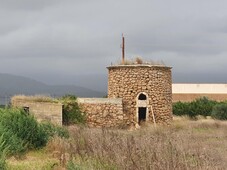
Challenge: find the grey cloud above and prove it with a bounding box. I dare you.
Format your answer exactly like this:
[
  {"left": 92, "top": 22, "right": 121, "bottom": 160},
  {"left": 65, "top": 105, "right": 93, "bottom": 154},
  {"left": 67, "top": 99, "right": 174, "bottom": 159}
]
[
  {"left": 1, "top": 0, "right": 227, "bottom": 89},
  {"left": 0, "top": 0, "right": 63, "bottom": 10}
]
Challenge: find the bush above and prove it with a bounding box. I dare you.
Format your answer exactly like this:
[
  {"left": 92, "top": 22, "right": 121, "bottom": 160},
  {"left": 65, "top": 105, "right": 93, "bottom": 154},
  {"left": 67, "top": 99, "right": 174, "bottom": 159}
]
[
  {"left": 0, "top": 108, "right": 48, "bottom": 150},
  {"left": 41, "top": 122, "right": 69, "bottom": 138},
  {"left": 211, "top": 103, "right": 227, "bottom": 120},
  {"left": 189, "top": 97, "right": 217, "bottom": 117},
  {"left": 173, "top": 101, "right": 190, "bottom": 116},
  {"left": 0, "top": 107, "right": 69, "bottom": 168},
  {"left": 0, "top": 125, "right": 25, "bottom": 156},
  {"left": 173, "top": 97, "right": 217, "bottom": 118},
  {"left": 59, "top": 95, "right": 86, "bottom": 125}
]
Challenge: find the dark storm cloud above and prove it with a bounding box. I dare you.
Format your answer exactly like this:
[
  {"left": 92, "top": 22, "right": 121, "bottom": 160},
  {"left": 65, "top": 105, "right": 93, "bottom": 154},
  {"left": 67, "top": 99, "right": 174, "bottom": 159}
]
[{"left": 0, "top": 0, "right": 227, "bottom": 89}]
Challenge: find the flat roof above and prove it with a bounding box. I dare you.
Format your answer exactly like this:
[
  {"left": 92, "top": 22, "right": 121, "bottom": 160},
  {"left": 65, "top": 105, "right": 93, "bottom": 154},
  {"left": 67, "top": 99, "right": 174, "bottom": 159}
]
[
  {"left": 172, "top": 83, "right": 227, "bottom": 94},
  {"left": 77, "top": 98, "right": 122, "bottom": 104},
  {"left": 107, "top": 64, "right": 172, "bottom": 69}
]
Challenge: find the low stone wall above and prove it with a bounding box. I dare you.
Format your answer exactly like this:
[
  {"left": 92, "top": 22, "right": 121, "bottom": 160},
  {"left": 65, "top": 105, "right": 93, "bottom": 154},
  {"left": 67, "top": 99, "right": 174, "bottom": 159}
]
[
  {"left": 78, "top": 98, "right": 126, "bottom": 127},
  {"left": 11, "top": 99, "right": 63, "bottom": 125}
]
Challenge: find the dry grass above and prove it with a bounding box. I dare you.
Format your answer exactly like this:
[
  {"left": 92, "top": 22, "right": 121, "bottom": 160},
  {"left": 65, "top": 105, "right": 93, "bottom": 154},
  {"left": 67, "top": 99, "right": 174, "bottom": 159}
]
[
  {"left": 116, "top": 57, "right": 166, "bottom": 66},
  {"left": 7, "top": 118, "right": 227, "bottom": 169},
  {"left": 62, "top": 118, "right": 227, "bottom": 169},
  {"left": 135, "top": 57, "right": 143, "bottom": 64},
  {"left": 11, "top": 95, "right": 58, "bottom": 103},
  {"left": 6, "top": 149, "right": 60, "bottom": 170}
]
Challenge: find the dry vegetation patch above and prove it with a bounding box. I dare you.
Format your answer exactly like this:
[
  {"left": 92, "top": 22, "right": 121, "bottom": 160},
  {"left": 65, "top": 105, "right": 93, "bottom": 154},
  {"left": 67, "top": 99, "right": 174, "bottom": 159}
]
[
  {"left": 11, "top": 95, "right": 58, "bottom": 103},
  {"left": 63, "top": 119, "right": 227, "bottom": 169},
  {"left": 6, "top": 118, "right": 227, "bottom": 169},
  {"left": 6, "top": 150, "right": 60, "bottom": 170},
  {"left": 115, "top": 57, "right": 166, "bottom": 66}
]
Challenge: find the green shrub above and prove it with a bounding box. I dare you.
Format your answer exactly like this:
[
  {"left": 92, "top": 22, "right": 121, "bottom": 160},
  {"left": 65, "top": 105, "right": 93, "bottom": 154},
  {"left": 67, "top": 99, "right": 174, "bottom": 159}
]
[
  {"left": 173, "top": 101, "right": 190, "bottom": 116},
  {"left": 0, "top": 125, "right": 25, "bottom": 156},
  {"left": 173, "top": 97, "right": 217, "bottom": 118},
  {"left": 40, "top": 122, "right": 69, "bottom": 138},
  {"left": 59, "top": 95, "right": 86, "bottom": 125},
  {"left": 0, "top": 107, "right": 69, "bottom": 161},
  {"left": 189, "top": 97, "right": 217, "bottom": 117},
  {"left": 0, "top": 108, "right": 48, "bottom": 149},
  {"left": 211, "top": 103, "right": 227, "bottom": 120}
]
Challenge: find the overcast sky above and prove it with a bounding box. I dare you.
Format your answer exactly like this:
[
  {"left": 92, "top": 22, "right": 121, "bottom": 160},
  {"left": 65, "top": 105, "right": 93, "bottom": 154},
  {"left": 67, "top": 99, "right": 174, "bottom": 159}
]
[{"left": 1, "top": 0, "right": 227, "bottom": 91}]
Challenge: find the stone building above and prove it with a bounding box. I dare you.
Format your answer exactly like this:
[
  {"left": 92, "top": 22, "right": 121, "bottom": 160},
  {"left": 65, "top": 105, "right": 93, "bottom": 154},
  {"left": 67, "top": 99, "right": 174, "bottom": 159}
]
[
  {"left": 107, "top": 64, "right": 172, "bottom": 125},
  {"left": 78, "top": 63, "right": 173, "bottom": 127},
  {"left": 11, "top": 96, "right": 63, "bottom": 125},
  {"left": 11, "top": 62, "right": 173, "bottom": 127}
]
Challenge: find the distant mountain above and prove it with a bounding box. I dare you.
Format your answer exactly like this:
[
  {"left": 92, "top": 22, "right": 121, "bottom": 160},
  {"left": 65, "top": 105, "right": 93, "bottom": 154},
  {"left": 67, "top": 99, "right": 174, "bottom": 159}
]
[
  {"left": 0, "top": 73, "right": 106, "bottom": 105},
  {"left": 38, "top": 73, "right": 108, "bottom": 92}
]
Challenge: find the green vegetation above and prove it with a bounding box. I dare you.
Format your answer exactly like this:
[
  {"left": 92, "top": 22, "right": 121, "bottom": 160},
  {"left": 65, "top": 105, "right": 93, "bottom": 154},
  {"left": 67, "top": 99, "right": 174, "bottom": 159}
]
[
  {"left": 4, "top": 94, "right": 227, "bottom": 169},
  {"left": 5, "top": 118, "right": 227, "bottom": 170},
  {"left": 173, "top": 97, "right": 227, "bottom": 119},
  {"left": 211, "top": 103, "right": 227, "bottom": 120},
  {"left": 41, "top": 122, "right": 69, "bottom": 138},
  {"left": 59, "top": 95, "right": 86, "bottom": 125},
  {"left": 0, "top": 135, "right": 8, "bottom": 170},
  {"left": 0, "top": 108, "right": 68, "bottom": 169},
  {"left": 7, "top": 149, "right": 59, "bottom": 170},
  {"left": 0, "top": 108, "right": 48, "bottom": 154}
]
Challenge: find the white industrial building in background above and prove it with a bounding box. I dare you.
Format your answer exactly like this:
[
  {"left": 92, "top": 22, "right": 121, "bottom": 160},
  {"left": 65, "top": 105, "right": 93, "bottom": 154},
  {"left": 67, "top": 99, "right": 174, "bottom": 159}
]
[{"left": 172, "top": 84, "right": 227, "bottom": 102}]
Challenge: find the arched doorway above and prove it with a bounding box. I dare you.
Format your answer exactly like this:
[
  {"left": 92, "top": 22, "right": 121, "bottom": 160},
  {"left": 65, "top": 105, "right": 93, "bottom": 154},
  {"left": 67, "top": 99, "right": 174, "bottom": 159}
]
[{"left": 136, "top": 93, "right": 149, "bottom": 125}]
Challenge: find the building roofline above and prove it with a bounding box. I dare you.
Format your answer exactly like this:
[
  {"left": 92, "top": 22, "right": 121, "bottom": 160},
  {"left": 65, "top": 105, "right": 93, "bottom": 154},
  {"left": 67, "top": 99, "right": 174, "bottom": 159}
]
[{"left": 107, "top": 64, "right": 172, "bottom": 69}]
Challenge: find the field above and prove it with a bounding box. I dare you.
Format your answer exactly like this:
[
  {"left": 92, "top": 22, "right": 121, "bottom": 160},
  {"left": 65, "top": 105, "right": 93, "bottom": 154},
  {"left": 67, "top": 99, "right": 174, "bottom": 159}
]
[{"left": 6, "top": 117, "right": 227, "bottom": 170}]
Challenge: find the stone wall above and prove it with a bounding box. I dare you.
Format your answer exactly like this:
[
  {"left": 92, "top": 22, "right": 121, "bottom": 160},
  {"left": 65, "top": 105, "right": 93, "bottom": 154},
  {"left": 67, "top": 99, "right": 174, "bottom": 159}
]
[
  {"left": 11, "top": 99, "right": 63, "bottom": 125},
  {"left": 107, "top": 65, "right": 172, "bottom": 125},
  {"left": 78, "top": 98, "right": 125, "bottom": 127}
]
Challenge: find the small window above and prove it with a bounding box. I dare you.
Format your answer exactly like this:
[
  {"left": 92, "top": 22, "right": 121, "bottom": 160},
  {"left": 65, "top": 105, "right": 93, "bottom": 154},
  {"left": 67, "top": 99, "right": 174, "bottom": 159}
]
[{"left": 138, "top": 93, "right": 147, "bottom": 100}]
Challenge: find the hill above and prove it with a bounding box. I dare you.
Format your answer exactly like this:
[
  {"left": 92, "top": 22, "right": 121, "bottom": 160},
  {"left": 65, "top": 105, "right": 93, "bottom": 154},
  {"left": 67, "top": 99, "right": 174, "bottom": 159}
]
[{"left": 0, "top": 73, "right": 106, "bottom": 104}]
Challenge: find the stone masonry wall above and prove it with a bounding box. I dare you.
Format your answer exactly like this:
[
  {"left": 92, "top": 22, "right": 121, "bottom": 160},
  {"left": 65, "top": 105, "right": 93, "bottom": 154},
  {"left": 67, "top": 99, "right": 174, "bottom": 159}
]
[
  {"left": 78, "top": 98, "right": 125, "bottom": 127},
  {"left": 107, "top": 65, "right": 172, "bottom": 125},
  {"left": 11, "top": 99, "right": 63, "bottom": 125}
]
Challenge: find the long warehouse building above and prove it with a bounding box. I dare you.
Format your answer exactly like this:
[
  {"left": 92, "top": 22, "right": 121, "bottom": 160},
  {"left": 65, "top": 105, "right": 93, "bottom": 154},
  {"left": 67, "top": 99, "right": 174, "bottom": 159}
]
[{"left": 172, "top": 84, "right": 227, "bottom": 102}]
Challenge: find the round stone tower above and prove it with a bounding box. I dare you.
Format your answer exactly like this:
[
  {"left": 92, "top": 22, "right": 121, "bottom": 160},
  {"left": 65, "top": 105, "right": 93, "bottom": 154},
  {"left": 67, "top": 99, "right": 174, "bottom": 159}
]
[{"left": 107, "top": 64, "right": 172, "bottom": 125}]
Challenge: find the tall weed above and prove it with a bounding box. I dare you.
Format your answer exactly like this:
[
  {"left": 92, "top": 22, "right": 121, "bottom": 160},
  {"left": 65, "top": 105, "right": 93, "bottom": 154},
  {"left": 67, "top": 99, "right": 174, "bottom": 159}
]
[
  {"left": 0, "top": 125, "right": 25, "bottom": 156},
  {"left": 0, "top": 134, "right": 8, "bottom": 170},
  {"left": 64, "top": 126, "right": 218, "bottom": 169}
]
